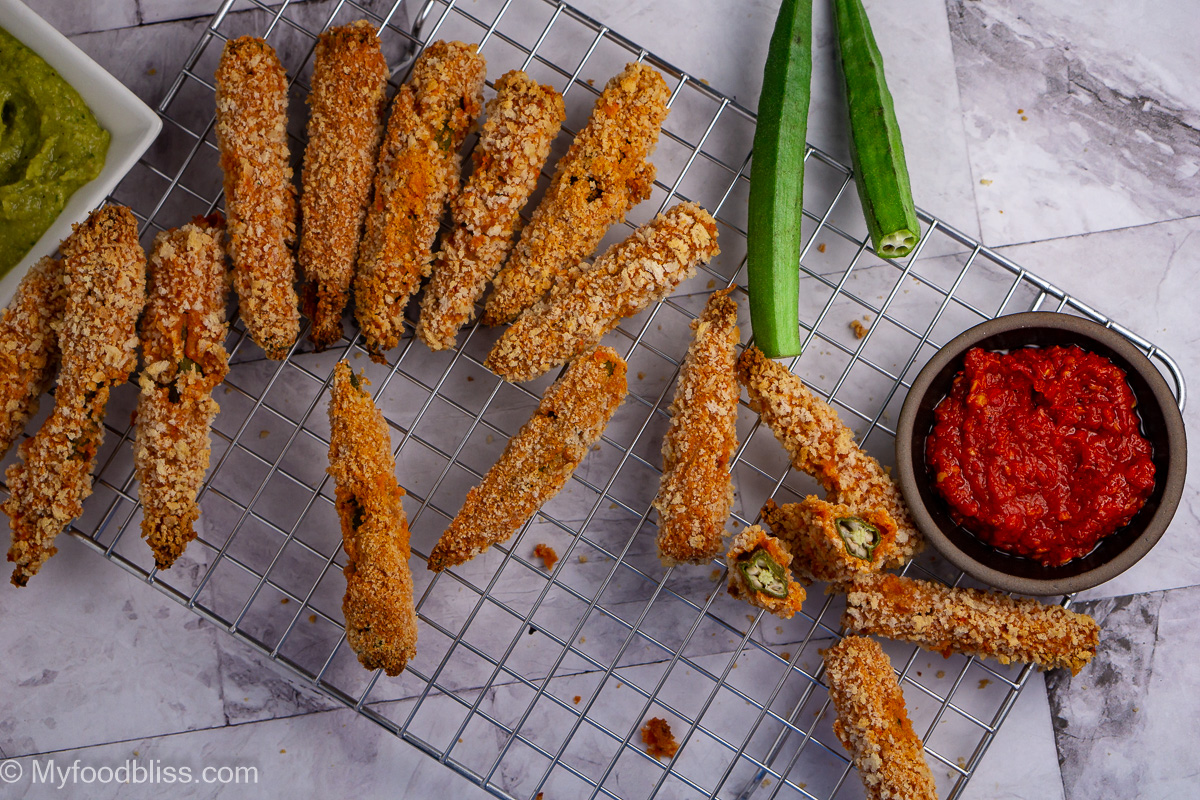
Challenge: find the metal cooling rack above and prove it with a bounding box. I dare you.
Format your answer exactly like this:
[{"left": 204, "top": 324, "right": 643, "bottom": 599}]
[{"left": 25, "top": 0, "right": 1185, "bottom": 798}]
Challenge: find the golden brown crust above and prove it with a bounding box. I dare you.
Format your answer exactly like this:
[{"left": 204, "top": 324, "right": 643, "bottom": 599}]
[
  {"left": 4, "top": 206, "right": 146, "bottom": 586},
  {"left": 354, "top": 40, "right": 486, "bottom": 359},
  {"left": 215, "top": 36, "right": 299, "bottom": 360},
  {"left": 299, "top": 21, "right": 389, "bottom": 350},
  {"left": 135, "top": 217, "right": 231, "bottom": 569},
  {"left": 428, "top": 347, "right": 627, "bottom": 572},
  {"left": 839, "top": 573, "right": 1100, "bottom": 675},
  {"left": 736, "top": 346, "right": 921, "bottom": 567},
  {"left": 640, "top": 717, "right": 680, "bottom": 760},
  {"left": 485, "top": 202, "right": 719, "bottom": 382},
  {"left": 417, "top": 70, "right": 565, "bottom": 351},
  {"left": 823, "top": 636, "right": 939, "bottom": 800},
  {"left": 724, "top": 525, "right": 806, "bottom": 618},
  {"left": 0, "top": 256, "right": 65, "bottom": 458},
  {"left": 482, "top": 62, "right": 670, "bottom": 325},
  {"left": 327, "top": 361, "right": 418, "bottom": 676},
  {"left": 761, "top": 496, "right": 898, "bottom": 583},
  {"left": 654, "top": 288, "right": 739, "bottom": 566}
]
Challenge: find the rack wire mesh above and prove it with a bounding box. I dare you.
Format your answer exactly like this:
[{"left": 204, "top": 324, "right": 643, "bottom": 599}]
[{"left": 12, "top": 0, "right": 1185, "bottom": 798}]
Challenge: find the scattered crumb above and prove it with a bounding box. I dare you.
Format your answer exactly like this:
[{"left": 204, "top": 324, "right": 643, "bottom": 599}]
[
  {"left": 762, "top": 777, "right": 772, "bottom": 787},
  {"left": 573, "top": 695, "right": 582, "bottom": 705},
  {"left": 485, "top": 434, "right": 494, "bottom": 444},
  {"left": 710, "top": 568, "right": 721, "bottom": 581},
  {"left": 746, "top": 614, "right": 756, "bottom": 623},
  {"left": 850, "top": 319, "right": 869, "bottom": 339},
  {"left": 534, "top": 543, "right": 559, "bottom": 571},
  {"left": 353, "top": 351, "right": 363, "bottom": 359},
  {"left": 1021, "top": 115, "right": 1028, "bottom": 121},
  {"left": 223, "top": 386, "right": 232, "bottom": 394},
  {"left": 308, "top": 614, "right": 317, "bottom": 624},
  {"left": 999, "top": 210, "right": 1004, "bottom": 214},
  {"left": 1017, "top": 108, "right": 1024, "bottom": 114},
  {"left": 579, "top": 554, "right": 588, "bottom": 563},
  {"left": 467, "top": 375, "right": 474, "bottom": 382},
  {"left": 936, "top": 670, "right": 945, "bottom": 679},
  {"left": 706, "top": 279, "right": 715, "bottom": 289},
  {"left": 536, "top": 794, "right": 544, "bottom": 800},
  {"left": 817, "top": 243, "right": 826, "bottom": 253},
  {"left": 979, "top": 178, "right": 993, "bottom": 186},
  {"left": 616, "top": 682, "right": 624, "bottom": 689},
  {"left": 700, "top": 78, "right": 710, "bottom": 86},
  {"left": 280, "top": 597, "right": 289, "bottom": 605},
  {"left": 637, "top": 372, "right": 645, "bottom": 380},
  {"left": 958, "top": 757, "right": 968, "bottom": 769},
  {"left": 259, "top": 430, "right": 270, "bottom": 439},
  {"left": 586, "top": 78, "right": 595, "bottom": 86},
  {"left": 917, "top": 671, "right": 923, "bottom": 677},
  {"left": 147, "top": 67, "right": 157, "bottom": 75},
  {"left": 657, "top": 325, "right": 662, "bottom": 330},
  {"left": 978, "top": 678, "right": 991, "bottom": 690},
  {"left": 592, "top": 444, "right": 601, "bottom": 451},
  {"left": 579, "top": 636, "right": 586, "bottom": 644},
  {"left": 640, "top": 717, "right": 680, "bottom": 760},
  {"left": 775, "top": 626, "right": 783, "bottom": 635},
  {"left": 779, "top": 651, "right": 791, "bottom": 661},
  {"left": 609, "top": 502, "right": 618, "bottom": 509},
  {"left": 279, "top": 748, "right": 286, "bottom": 754},
  {"left": 459, "top": 738, "right": 464, "bottom": 744}
]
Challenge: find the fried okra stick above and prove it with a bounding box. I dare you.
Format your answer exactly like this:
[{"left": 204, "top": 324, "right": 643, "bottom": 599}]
[
  {"left": 354, "top": 40, "right": 486, "bottom": 359},
  {"left": 328, "top": 361, "right": 418, "bottom": 676},
  {"left": 4, "top": 206, "right": 146, "bottom": 586},
  {"left": 482, "top": 62, "right": 671, "bottom": 325},
  {"left": 761, "top": 496, "right": 897, "bottom": 583},
  {"left": 0, "top": 256, "right": 65, "bottom": 458},
  {"left": 428, "top": 347, "right": 627, "bottom": 572},
  {"left": 736, "top": 345, "right": 921, "bottom": 567},
  {"left": 215, "top": 36, "right": 299, "bottom": 360},
  {"left": 840, "top": 573, "right": 1100, "bottom": 675},
  {"left": 485, "top": 202, "right": 719, "bottom": 382},
  {"left": 654, "top": 288, "right": 739, "bottom": 566},
  {"left": 299, "top": 21, "right": 389, "bottom": 351},
  {"left": 134, "top": 217, "right": 231, "bottom": 570},
  {"left": 417, "top": 70, "right": 565, "bottom": 351},
  {"left": 823, "top": 636, "right": 938, "bottom": 800},
  {"left": 724, "top": 524, "right": 806, "bottom": 618}
]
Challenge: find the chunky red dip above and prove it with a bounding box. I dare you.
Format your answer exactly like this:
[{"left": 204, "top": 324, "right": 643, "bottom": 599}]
[{"left": 926, "top": 345, "right": 1155, "bottom": 565}]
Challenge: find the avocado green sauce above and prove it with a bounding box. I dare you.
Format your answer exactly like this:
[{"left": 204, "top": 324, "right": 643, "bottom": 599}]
[{"left": 0, "top": 26, "right": 110, "bottom": 275}]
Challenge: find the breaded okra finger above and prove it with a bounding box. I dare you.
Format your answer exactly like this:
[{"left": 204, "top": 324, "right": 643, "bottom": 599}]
[
  {"left": 328, "top": 361, "right": 418, "bottom": 676},
  {"left": 4, "top": 206, "right": 146, "bottom": 586},
  {"left": 653, "top": 288, "right": 739, "bottom": 566},
  {"left": 736, "top": 345, "right": 921, "bottom": 567},
  {"left": 215, "top": 36, "right": 299, "bottom": 360},
  {"left": 839, "top": 572, "right": 1100, "bottom": 675},
  {"left": 485, "top": 202, "right": 719, "bottom": 382},
  {"left": 482, "top": 62, "right": 671, "bottom": 325},
  {"left": 299, "top": 21, "right": 389, "bottom": 351},
  {"left": 0, "top": 256, "right": 66, "bottom": 458},
  {"left": 417, "top": 70, "right": 565, "bottom": 351},
  {"left": 428, "top": 347, "right": 627, "bottom": 572},
  {"left": 761, "top": 496, "right": 898, "bottom": 583},
  {"left": 134, "top": 216, "right": 231, "bottom": 570},
  {"left": 823, "top": 636, "right": 938, "bottom": 800},
  {"left": 354, "top": 40, "right": 486, "bottom": 359},
  {"left": 724, "top": 524, "right": 806, "bottom": 618}
]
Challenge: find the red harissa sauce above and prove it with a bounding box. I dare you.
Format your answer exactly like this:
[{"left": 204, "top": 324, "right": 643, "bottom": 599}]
[{"left": 926, "top": 345, "right": 1155, "bottom": 565}]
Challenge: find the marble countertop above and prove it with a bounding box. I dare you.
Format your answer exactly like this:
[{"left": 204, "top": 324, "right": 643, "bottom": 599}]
[{"left": 1, "top": 0, "right": 1197, "bottom": 798}]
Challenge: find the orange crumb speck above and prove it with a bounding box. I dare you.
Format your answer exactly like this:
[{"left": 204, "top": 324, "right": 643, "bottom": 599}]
[
  {"left": 640, "top": 717, "right": 680, "bottom": 760},
  {"left": 280, "top": 597, "right": 289, "bottom": 605},
  {"left": 534, "top": 543, "right": 559, "bottom": 571},
  {"left": 817, "top": 243, "right": 826, "bottom": 253},
  {"left": 850, "top": 319, "right": 869, "bottom": 339},
  {"left": 573, "top": 695, "right": 582, "bottom": 705}
]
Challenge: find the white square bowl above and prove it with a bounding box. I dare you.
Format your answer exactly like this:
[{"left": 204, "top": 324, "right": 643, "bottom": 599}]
[{"left": 0, "top": 0, "right": 161, "bottom": 307}]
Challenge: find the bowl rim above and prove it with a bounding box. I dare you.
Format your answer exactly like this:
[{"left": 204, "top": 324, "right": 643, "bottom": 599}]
[
  {"left": 896, "top": 311, "right": 1187, "bottom": 595},
  {"left": 0, "top": 0, "right": 162, "bottom": 308}
]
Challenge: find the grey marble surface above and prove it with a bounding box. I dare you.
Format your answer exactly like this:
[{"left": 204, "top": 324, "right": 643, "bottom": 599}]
[{"left": 1, "top": 0, "right": 1197, "bottom": 798}]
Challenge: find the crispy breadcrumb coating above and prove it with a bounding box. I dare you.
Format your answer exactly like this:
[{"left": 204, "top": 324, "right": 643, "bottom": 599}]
[
  {"left": 215, "top": 36, "right": 300, "bottom": 360},
  {"left": 0, "top": 256, "right": 65, "bottom": 458},
  {"left": 640, "top": 717, "right": 680, "bottom": 760},
  {"left": 4, "top": 206, "right": 146, "bottom": 586},
  {"left": 134, "top": 216, "right": 231, "bottom": 570},
  {"left": 428, "top": 347, "right": 627, "bottom": 572},
  {"left": 724, "top": 524, "right": 806, "bottom": 618},
  {"left": 328, "top": 361, "right": 418, "bottom": 676},
  {"left": 299, "top": 21, "right": 389, "bottom": 351},
  {"left": 654, "top": 288, "right": 739, "bottom": 566},
  {"left": 482, "top": 62, "right": 670, "bottom": 325},
  {"left": 736, "top": 346, "right": 921, "bottom": 567},
  {"left": 485, "top": 202, "right": 719, "bottom": 382},
  {"left": 761, "top": 496, "right": 898, "bottom": 583},
  {"left": 839, "top": 573, "right": 1100, "bottom": 675},
  {"left": 354, "top": 40, "right": 486, "bottom": 359},
  {"left": 823, "top": 636, "right": 938, "bottom": 800},
  {"left": 417, "top": 70, "right": 565, "bottom": 351}
]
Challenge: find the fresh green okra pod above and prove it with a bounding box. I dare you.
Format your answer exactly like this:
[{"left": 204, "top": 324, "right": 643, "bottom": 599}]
[{"left": 739, "top": 549, "right": 789, "bottom": 598}]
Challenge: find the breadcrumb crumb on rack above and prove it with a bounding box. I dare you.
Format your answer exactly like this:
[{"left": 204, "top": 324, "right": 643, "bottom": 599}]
[
  {"left": 354, "top": 40, "right": 486, "bottom": 359},
  {"left": 654, "top": 288, "right": 739, "bottom": 566},
  {"left": 0, "top": 256, "right": 65, "bottom": 458},
  {"left": 299, "top": 21, "right": 389, "bottom": 351},
  {"left": 428, "top": 347, "right": 627, "bottom": 572},
  {"left": 724, "top": 525, "right": 806, "bottom": 618},
  {"left": 761, "top": 496, "right": 898, "bottom": 583},
  {"left": 214, "top": 36, "right": 300, "bottom": 360},
  {"left": 485, "top": 201, "right": 719, "bottom": 382},
  {"left": 839, "top": 572, "right": 1100, "bottom": 674},
  {"left": 736, "top": 346, "right": 921, "bottom": 567},
  {"left": 4, "top": 206, "right": 146, "bottom": 587},
  {"left": 417, "top": 70, "right": 565, "bottom": 352},
  {"left": 482, "top": 62, "right": 671, "bottom": 325},
  {"left": 328, "top": 361, "right": 418, "bottom": 676},
  {"left": 134, "top": 216, "right": 231, "bottom": 570},
  {"left": 823, "top": 636, "right": 938, "bottom": 800}
]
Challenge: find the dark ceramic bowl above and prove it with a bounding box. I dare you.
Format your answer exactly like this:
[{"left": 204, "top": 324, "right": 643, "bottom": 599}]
[{"left": 895, "top": 312, "right": 1186, "bottom": 595}]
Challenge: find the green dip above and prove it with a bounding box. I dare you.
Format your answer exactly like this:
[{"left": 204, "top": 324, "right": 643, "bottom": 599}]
[{"left": 0, "top": 26, "right": 110, "bottom": 275}]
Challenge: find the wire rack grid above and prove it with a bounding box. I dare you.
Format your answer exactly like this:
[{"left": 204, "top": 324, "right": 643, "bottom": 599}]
[{"left": 15, "top": 0, "right": 1184, "bottom": 798}]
